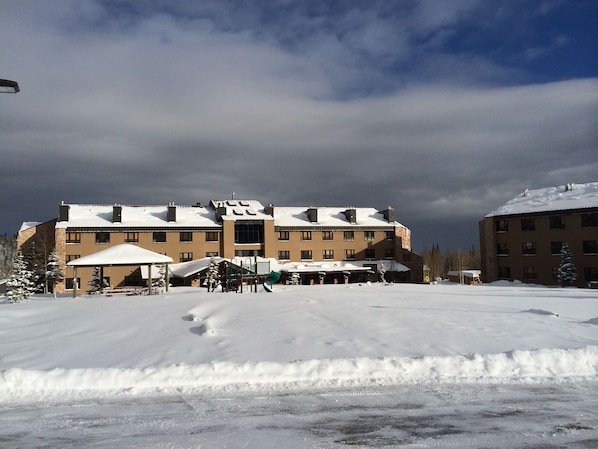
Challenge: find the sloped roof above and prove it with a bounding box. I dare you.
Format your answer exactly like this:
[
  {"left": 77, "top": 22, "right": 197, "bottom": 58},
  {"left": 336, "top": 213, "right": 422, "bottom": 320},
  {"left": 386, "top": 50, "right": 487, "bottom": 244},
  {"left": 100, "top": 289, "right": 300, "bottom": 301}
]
[
  {"left": 273, "top": 207, "right": 405, "bottom": 227},
  {"left": 67, "top": 244, "right": 174, "bottom": 267},
  {"left": 56, "top": 204, "right": 219, "bottom": 229},
  {"left": 169, "top": 257, "right": 226, "bottom": 278},
  {"left": 210, "top": 199, "right": 274, "bottom": 221},
  {"left": 485, "top": 182, "right": 598, "bottom": 217}
]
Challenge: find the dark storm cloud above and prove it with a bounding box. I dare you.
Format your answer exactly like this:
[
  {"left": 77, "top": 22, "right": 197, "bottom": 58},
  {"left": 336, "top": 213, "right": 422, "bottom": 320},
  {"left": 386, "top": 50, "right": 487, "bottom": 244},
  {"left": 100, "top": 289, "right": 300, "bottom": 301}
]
[{"left": 1, "top": 0, "right": 597, "bottom": 251}]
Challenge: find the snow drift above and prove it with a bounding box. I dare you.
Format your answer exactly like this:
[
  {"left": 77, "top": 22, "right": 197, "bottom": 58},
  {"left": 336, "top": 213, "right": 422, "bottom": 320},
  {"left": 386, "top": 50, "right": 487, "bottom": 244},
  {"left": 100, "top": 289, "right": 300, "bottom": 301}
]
[{"left": 1, "top": 283, "right": 597, "bottom": 401}]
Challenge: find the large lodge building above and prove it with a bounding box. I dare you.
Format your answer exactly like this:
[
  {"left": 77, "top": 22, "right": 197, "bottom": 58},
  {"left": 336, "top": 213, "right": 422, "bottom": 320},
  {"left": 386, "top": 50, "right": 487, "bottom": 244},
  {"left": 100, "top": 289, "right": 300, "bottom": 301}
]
[
  {"left": 18, "top": 199, "right": 423, "bottom": 293},
  {"left": 480, "top": 182, "right": 598, "bottom": 288}
]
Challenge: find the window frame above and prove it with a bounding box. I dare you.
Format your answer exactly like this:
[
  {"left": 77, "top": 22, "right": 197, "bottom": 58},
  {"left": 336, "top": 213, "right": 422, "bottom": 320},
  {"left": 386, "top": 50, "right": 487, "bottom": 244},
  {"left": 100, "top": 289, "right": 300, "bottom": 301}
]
[
  {"left": 66, "top": 232, "right": 81, "bottom": 244},
  {"left": 95, "top": 232, "right": 110, "bottom": 244},
  {"left": 179, "top": 232, "right": 193, "bottom": 243},
  {"left": 125, "top": 232, "right": 139, "bottom": 243},
  {"left": 301, "top": 231, "right": 312, "bottom": 241},
  {"left": 153, "top": 231, "right": 167, "bottom": 243},
  {"left": 205, "top": 231, "right": 219, "bottom": 242}
]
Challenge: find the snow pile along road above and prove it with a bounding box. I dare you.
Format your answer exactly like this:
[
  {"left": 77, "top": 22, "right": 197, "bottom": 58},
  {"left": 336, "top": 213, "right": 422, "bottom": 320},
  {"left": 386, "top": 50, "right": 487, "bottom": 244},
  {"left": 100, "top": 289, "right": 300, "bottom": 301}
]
[
  {"left": 2, "top": 346, "right": 598, "bottom": 400},
  {"left": 1, "top": 283, "right": 597, "bottom": 401}
]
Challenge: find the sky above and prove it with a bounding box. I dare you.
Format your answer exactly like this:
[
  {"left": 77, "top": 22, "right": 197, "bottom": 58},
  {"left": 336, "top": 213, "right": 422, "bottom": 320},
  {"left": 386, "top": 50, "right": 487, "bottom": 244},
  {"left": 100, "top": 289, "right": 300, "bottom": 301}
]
[{"left": 1, "top": 0, "right": 597, "bottom": 252}]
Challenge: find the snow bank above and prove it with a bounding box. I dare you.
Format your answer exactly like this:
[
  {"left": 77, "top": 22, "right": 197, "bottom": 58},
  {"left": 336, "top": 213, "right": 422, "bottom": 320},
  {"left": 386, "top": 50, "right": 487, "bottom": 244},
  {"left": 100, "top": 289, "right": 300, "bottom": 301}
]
[
  {"left": 2, "top": 346, "right": 597, "bottom": 401},
  {"left": 1, "top": 284, "right": 597, "bottom": 402}
]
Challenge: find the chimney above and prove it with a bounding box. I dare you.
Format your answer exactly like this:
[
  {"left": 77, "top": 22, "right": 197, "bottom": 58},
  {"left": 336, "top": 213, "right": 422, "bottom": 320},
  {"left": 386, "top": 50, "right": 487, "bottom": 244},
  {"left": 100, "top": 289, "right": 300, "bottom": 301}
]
[
  {"left": 59, "top": 203, "right": 70, "bottom": 222},
  {"left": 264, "top": 203, "right": 274, "bottom": 217},
  {"left": 381, "top": 207, "right": 395, "bottom": 223},
  {"left": 216, "top": 205, "right": 227, "bottom": 221},
  {"left": 306, "top": 207, "right": 318, "bottom": 223},
  {"left": 112, "top": 205, "right": 122, "bottom": 223},
  {"left": 344, "top": 208, "right": 357, "bottom": 224},
  {"left": 167, "top": 203, "right": 176, "bottom": 222}
]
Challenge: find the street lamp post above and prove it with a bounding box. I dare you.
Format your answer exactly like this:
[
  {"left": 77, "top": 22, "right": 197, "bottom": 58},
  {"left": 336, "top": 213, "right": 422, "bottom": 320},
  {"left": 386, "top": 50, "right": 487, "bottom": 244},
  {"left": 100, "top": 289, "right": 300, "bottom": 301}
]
[{"left": 0, "top": 79, "right": 20, "bottom": 93}]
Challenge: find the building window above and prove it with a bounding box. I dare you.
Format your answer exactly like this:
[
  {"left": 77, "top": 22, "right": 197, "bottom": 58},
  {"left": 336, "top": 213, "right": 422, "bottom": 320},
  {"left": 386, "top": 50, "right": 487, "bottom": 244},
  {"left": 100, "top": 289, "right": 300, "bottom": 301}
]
[
  {"left": 581, "top": 213, "right": 598, "bottom": 228},
  {"left": 365, "top": 249, "right": 375, "bottom": 259},
  {"left": 385, "top": 231, "right": 394, "bottom": 240},
  {"left": 364, "top": 231, "right": 375, "bottom": 241},
  {"left": 235, "top": 223, "right": 263, "bottom": 244},
  {"left": 323, "top": 249, "right": 334, "bottom": 260},
  {"left": 583, "top": 240, "right": 598, "bottom": 254},
  {"left": 278, "top": 231, "right": 289, "bottom": 241},
  {"left": 550, "top": 241, "right": 563, "bottom": 255},
  {"left": 301, "top": 231, "right": 312, "bottom": 241},
  {"left": 301, "top": 250, "right": 312, "bottom": 260},
  {"left": 153, "top": 232, "right": 166, "bottom": 243},
  {"left": 384, "top": 248, "right": 394, "bottom": 259},
  {"left": 522, "top": 242, "right": 536, "bottom": 255},
  {"left": 497, "top": 266, "right": 511, "bottom": 279},
  {"left": 180, "top": 232, "right": 193, "bottom": 243},
  {"left": 344, "top": 231, "right": 354, "bottom": 241},
  {"left": 235, "top": 250, "right": 262, "bottom": 257},
  {"left": 322, "top": 231, "right": 333, "bottom": 241},
  {"left": 66, "top": 254, "right": 80, "bottom": 262},
  {"left": 549, "top": 215, "right": 565, "bottom": 229},
  {"left": 205, "top": 251, "right": 219, "bottom": 257},
  {"left": 125, "top": 232, "right": 139, "bottom": 243},
  {"left": 65, "top": 278, "right": 80, "bottom": 290},
  {"left": 180, "top": 252, "right": 193, "bottom": 262},
  {"left": 95, "top": 232, "right": 110, "bottom": 244},
  {"left": 584, "top": 267, "right": 598, "bottom": 282},
  {"left": 521, "top": 217, "right": 536, "bottom": 231},
  {"left": 66, "top": 232, "right": 81, "bottom": 244},
  {"left": 278, "top": 250, "right": 290, "bottom": 260},
  {"left": 345, "top": 249, "right": 355, "bottom": 260},
  {"left": 523, "top": 266, "right": 538, "bottom": 280},
  {"left": 496, "top": 243, "right": 509, "bottom": 255},
  {"left": 495, "top": 220, "right": 509, "bottom": 232},
  {"left": 206, "top": 232, "right": 218, "bottom": 242}
]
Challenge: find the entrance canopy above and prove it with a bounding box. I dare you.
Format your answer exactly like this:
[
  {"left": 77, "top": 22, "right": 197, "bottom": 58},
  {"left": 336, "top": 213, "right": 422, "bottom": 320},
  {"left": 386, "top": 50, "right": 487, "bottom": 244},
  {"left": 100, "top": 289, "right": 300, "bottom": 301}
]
[{"left": 67, "top": 244, "right": 173, "bottom": 297}]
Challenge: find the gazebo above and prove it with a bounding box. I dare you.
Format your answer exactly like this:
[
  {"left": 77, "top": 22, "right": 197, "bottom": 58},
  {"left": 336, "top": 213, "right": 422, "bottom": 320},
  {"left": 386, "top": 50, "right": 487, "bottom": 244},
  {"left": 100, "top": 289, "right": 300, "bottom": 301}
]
[{"left": 67, "top": 244, "right": 174, "bottom": 297}]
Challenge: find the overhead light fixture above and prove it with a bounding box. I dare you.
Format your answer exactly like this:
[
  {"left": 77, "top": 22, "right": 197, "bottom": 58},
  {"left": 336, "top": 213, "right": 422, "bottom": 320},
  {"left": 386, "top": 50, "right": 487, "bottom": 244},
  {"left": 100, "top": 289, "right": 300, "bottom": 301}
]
[{"left": 0, "top": 79, "right": 20, "bottom": 93}]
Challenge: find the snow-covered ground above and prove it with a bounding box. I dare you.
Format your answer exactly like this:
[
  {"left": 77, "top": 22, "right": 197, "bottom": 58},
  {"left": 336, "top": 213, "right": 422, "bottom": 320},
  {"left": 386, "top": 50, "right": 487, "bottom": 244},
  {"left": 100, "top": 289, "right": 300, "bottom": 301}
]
[{"left": 1, "top": 282, "right": 597, "bottom": 447}]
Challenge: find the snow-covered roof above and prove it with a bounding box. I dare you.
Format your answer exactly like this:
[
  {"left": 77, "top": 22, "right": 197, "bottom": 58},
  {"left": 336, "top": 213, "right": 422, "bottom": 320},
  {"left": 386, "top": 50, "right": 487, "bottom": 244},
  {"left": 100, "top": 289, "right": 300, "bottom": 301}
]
[
  {"left": 19, "top": 222, "right": 43, "bottom": 232},
  {"left": 273, "top": 207, "right": 405, "bottom": 228},
  {"left": 210, "top": 199, "right": 274, "bottom": 221},
  {"left": 56, "top": 204, "right": 219, "bottom": 229},
  {"left": 169, "top": 257, "right": 226, "bottom": 278},
  {"left": 485, "top": 182, "right": 598, "bottom": 217},
  {"left": 67, "top": 244, "right": 174, "bottom": 266}
]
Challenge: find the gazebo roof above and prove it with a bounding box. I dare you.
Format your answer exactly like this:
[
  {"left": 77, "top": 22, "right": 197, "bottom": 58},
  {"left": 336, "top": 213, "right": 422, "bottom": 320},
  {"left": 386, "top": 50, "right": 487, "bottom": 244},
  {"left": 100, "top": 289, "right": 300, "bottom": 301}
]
[{"left": 67, "top": 244, "right": 173, "bottom": 267}]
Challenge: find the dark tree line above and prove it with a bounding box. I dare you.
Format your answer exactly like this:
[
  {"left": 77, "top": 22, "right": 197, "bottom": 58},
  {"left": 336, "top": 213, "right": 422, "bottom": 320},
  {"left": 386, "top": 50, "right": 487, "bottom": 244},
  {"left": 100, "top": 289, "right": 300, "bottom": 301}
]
[{"left": 421, "top": 244, "right": 481, "bottom": 281}]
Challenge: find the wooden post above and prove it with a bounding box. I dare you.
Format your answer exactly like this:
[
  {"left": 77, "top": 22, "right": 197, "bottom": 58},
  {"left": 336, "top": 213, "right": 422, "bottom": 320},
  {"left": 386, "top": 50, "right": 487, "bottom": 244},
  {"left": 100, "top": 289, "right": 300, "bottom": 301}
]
[
  {"left": 165, "top": 264, "right": 170, "bottom": 292},
  {"left": 147, "top": 264, "right": 152, "bottom": 295},
  {"left": 73, "top": 267, "right": 78, "bottom": 298}
]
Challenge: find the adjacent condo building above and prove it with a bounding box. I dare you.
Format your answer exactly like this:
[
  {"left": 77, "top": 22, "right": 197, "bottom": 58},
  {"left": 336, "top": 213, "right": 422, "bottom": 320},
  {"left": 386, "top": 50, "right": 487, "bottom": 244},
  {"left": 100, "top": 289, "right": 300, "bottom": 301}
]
[
  {"left": 479, "top": 183, "right": 598, "bottom": 287},
  {"left": 18, "top": 199, "right": 423, "bottom": 293}
]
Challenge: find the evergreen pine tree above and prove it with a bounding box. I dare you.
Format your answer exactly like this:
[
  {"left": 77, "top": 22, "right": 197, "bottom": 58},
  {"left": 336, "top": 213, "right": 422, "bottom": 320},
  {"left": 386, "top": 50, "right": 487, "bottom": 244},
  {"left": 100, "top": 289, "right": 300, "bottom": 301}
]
[
  {"left": 87, "top": 266, "right": 106, "bottom": 294},
  {"left": 6, "top": 253, "right": 35, "bottom": 303},
  {"left": 557, "top": 242, "right": 577, "bottom": 287},
  {"left": 152, "top": 264, "right": 167, "bottom": 293},
  {"left": 206, "top": 257, "right": 220, "bottom": 292},
  {"left": 45, "top": 248, "right": 64, "bottom": 299}
]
